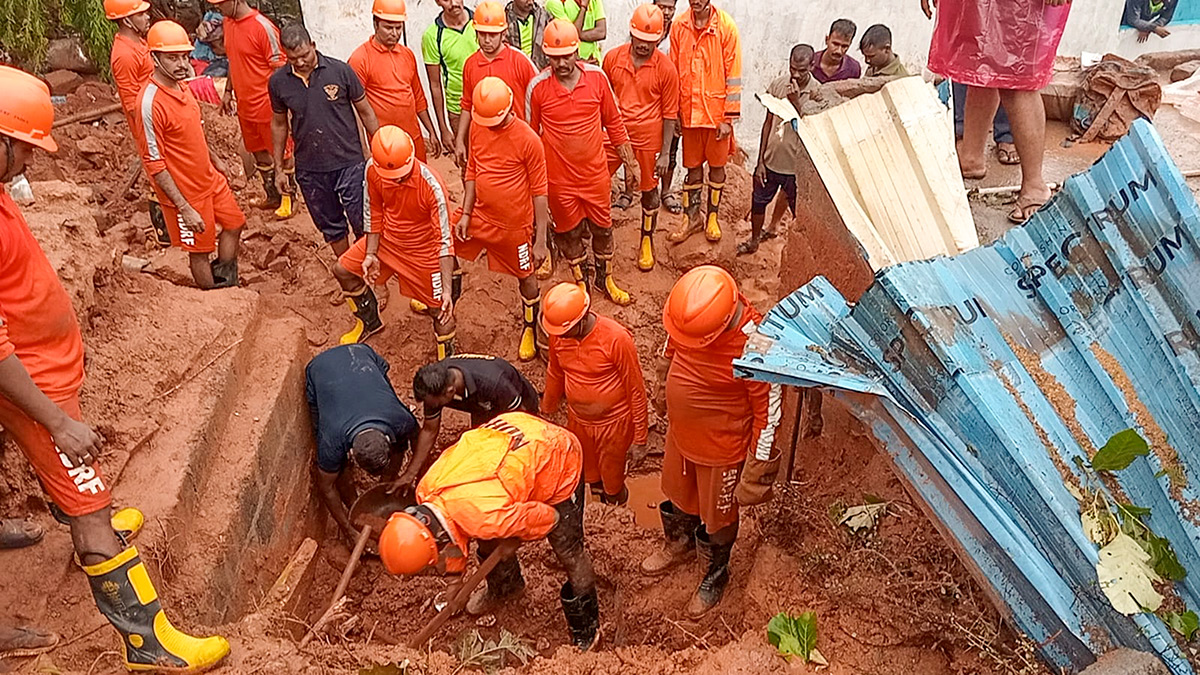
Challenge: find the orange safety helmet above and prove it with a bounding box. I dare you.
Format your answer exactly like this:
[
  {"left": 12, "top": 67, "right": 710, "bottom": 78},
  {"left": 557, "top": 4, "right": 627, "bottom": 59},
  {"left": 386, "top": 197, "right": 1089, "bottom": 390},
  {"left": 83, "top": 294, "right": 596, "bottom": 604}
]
[
  {"left": 147, "top": 21, "right": 194, "bottom": 52},
  {"left": 542, "top": 19, "right": 580, "bottom": 57},
  {"left": 471, "top": 76, "right": 513, "bottom": 127},
  {"left": 371, "top": 125, "right": 416, "bottom": 180},
  {"left": 379, "top": 511, "right": 439, "bottom": 575},
  {"left": 372, "top": 0, "right": 407, "bottom": 22},
  {"left": 663, "top": 265, "right": 740, "bottom": 349},
  {"left": 104, "top": 0, "right": 150, "bottom": 20},
  {"left": 541, "top": 283, "right": 590, "bottom": 336},
  {"left": 629, "top": 4, "right": 665, "bottom": 42},
  {"left": 473, "top": 0, "right": 508, "bottom": 33},
  {"left": 0, "top": 66, "right": 57, "bottom": 153}
]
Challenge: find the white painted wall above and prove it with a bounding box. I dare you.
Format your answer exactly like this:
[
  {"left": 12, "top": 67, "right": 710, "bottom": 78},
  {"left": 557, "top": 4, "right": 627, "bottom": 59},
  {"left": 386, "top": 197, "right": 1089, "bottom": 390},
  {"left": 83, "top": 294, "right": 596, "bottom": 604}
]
[{"left": 299, "top": 0, "right": 1199, "bottom": 157}]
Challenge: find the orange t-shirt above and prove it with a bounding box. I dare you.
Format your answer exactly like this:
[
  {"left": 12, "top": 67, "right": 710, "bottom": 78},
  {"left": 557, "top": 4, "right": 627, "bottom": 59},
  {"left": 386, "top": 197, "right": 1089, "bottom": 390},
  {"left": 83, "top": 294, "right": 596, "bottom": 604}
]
[
  {"left": 602, "top": 44, "right": 679, "bottom": 152},
  {"left": 110, "top": 33, "right": 153, "bottom": 120},
  {"left": 664, "top": 297, "right": 773, "bottom": 466},
  {"left": 134, "top": 80, "right": 225, "bottom": 203},
  {"left": 542, "top": 315, "right": 648, "bottom": 441},
  {"left": 461, "top": 46, "right": 538, "bottom": 121},
  {"left": 527, "top": 62, "right": 629, "bottom": 190},
  {"left": 365, "top": 160, "right": 455, "bottom": 261},
  {"left": 224, "top": 9, "right": 286, "bottom": 124},
  {"left": 417, "top": 412, "right": 582, "bottom": 572},
  {"left": 0, "top": 190, "right": 85, "bottom": 399},
  {"left": 348, "top": 38, "right": 428, "bottom": 145},
  {"left": 465, "top": 116, "right": 547, "bottom": 231}
]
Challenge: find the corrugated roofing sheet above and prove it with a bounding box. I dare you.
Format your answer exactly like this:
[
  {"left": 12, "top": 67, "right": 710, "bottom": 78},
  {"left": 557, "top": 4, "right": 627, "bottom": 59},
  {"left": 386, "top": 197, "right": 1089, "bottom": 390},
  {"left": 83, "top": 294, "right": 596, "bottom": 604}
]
[
  {"left": 794, "top": 76, "right": 980, "bottom": 269},
  {"left": 736, "top": 119, "right": 1200, "bottom": 674}
]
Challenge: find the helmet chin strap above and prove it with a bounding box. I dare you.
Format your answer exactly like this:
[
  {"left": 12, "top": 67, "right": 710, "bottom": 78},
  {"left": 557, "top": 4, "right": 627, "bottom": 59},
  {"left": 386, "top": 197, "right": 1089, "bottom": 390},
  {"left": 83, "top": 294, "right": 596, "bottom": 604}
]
[{"left": 151, "top": 53, "right": 185, "bottom": 82}]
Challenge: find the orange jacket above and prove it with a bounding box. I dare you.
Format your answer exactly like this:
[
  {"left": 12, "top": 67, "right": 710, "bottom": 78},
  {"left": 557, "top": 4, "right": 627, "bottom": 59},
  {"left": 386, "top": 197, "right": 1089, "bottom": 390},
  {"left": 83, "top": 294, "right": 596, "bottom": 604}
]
[
  {"left": 542, "top": 315, "right": 648, "bottom": 443},
  {"left": 668, "top": 5, "right": 742, "bottom": 128},
  {"left": 416, "top": 413, "right": 582, "bottom": 571},
  {"left": 664, "top": 296, "right": 779, "bottom": 466}
]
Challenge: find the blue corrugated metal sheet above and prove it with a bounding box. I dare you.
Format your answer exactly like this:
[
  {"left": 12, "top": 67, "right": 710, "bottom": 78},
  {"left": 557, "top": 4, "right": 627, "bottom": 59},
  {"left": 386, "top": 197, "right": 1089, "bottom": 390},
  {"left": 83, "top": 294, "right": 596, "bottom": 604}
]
[{"left": 736, "top": 119, "right": 1200, "bottom": 674}]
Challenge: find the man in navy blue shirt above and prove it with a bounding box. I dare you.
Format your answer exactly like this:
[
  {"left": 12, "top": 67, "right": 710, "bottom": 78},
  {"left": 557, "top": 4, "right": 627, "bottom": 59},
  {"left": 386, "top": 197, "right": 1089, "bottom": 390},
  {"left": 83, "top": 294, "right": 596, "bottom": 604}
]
[
  {"left": 306, "top": 344, "right": 418, "bottom": 544},
  {"left": 269, "top": 24, "right": 380, "bottom": 258}
]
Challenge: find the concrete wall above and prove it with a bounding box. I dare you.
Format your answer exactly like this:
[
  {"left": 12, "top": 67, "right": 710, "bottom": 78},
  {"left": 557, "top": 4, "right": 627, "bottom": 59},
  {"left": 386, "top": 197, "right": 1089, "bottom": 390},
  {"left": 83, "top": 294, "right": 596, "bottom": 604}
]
[{"left": 298, "top": 0, "right": 1198, "bottom": 156}]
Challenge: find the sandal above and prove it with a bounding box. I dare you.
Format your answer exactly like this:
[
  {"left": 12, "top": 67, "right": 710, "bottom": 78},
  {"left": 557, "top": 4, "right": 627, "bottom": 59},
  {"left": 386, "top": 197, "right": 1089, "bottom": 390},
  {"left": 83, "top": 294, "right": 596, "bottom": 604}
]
[
  {"left": 0, "top": 518, "right": 43, "bottom": 550},
  {"left": 1007, "top": 200, "right": 1046, "bottom": 225},
  {"left": 996, "top": 143, "right": 1020, "bottom": 165},
  {"left": 736, "top": 238, "right": 760, "bottom": 256},
  {"left": 662, "top": 193, "right": 683, "bottom": 214},
  {"left": 611, "top": 193, "right": 634, "bottom": 210}
]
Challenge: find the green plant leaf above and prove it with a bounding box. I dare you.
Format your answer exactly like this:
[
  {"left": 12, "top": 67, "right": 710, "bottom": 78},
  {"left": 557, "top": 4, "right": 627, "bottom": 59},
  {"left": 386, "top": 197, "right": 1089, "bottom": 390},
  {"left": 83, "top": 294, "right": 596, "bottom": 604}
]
[
  {"left": 1146, "top": 534, "right": 1188, "bottom": 582},
  {"left": 1091, "top": 429, "right": 1150, "bottom": 472},
  {"left": 1118, "top": 503, "right": 1152, "bottom": 517},
  {"left": 795, "top": 611, "right": 818, "bottom": 659},
  {"left": 767, "top": 612, "right": 819, "bottom": 662},
  {"left": 1161, "top": 610, "right": 1200, "bottom": 639}
]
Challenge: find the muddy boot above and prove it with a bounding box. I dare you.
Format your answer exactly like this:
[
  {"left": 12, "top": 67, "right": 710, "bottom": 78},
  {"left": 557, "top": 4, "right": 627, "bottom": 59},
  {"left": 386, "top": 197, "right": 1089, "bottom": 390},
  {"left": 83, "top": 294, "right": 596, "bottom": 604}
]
[
  {"left": 638, "top": 207, "right": 657, "bottom": 272},
  {"left": 275, "top": 171, "right": 295, "bottom": 219},
  {"left": 84, "top": 546, "right": 230, "bottom": 671},
  {"left": 452, "top": 268, "right": 464, "bottom": 302},
  {"left": 256, "top": 165, "right": 282, "bottom": 211},
  {"left": 467, "top": 552, "right": 525, "bottom": 615},
  {"left": 340, "top": 287, "right": 384, "bottom": 345},
  {"left": 111, "top": 508, "right": 144, "bottom": 547},
  {"left": 600, "top": 485, "right": 629, "bottom": 507},
  {"left": 640, "top": 501, "right": 701, "bottom": 576},
  {"left": 209, "top": 259, "right": 238, "bottom": 289},
  {"left": 559, "top": 582, "right": 600, "bottom": 651},
  {"left": 704, "top": 181, "right": 724, "bottom": 242},
  {"left": 409, "top": 298, "right": 430, "bottom": 314},
  {"left": 567, "top": 256, "right": 590, "bottom": 292},
  {"left": 147, "top": 193, "right": 172, "bottom": 247},
  {"left": 519, "top": 295, "right": 540, "bottom": 362},
  {"left": 592, "top": 254, "right": 631, "bottom": 306},
  {"left": 668, "top": 183, "right": 703, "bottom": 243},
  {"left": 685, "top": 527, "right": 733, "bottom": 619},
  {"left": 436, "top": 330, "right": 456, "bottom": 361}
]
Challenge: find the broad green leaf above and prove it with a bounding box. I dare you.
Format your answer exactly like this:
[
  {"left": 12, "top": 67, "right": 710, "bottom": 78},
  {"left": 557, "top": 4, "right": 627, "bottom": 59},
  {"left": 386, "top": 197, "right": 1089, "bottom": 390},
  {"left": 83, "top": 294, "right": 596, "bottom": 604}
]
[
  {"left": 1145, "top": 534, "right": 1188, "bottom": 582},
  {"left": 1097, "top": 532, "right": 1163, "bottom": 615},
  {"left": 1118, "top": 503, "right": 1153, "bottom": 517},
  {"left": 767, "top": 612, "right": 819, "bottom": 661},
  {"left": 1161, "top": 610, "right": 1200, "bottom": 639},
  {"left": 795, "top": 612, "right": 818, "bottom": 660},
  {"left": 1091, "top": 429, "right": 1150, "bottom": 472}
]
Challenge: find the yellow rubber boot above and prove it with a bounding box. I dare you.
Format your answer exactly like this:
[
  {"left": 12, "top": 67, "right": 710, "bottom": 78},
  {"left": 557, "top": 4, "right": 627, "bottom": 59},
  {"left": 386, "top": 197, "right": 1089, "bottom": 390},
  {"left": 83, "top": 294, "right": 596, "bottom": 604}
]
[
  {"left": 519, "top": 296, "right": 540, "bottom": 362},
  {"left": 274, "top": 194, "right": 293, "bottom": 220},
  {"left": 705, "top": 181, "right": 723, "bottom": 242},
  {"left": 410, "top": 298, "right": 429, "bottom": 314},
  {"left": 668, "top": 184, "right": 703, "bottom": 243},
  {"left": 85, "top": 546, "right": 230, "bottom": 672},
  {"left": 594, "top": 255, "right": 632, "bottom": 306},
  {"left": 436, "top": 331, "right": 456, "bottom": 361},
  {"left": 112, "top": 508, "right": 144, "bottom": 544},
  {"left": 638, "top": 208, "right": 657, "bottom": 272},
  {"left": 536, "top": 255, "right": 554, "bottom": 280},
  {"left": 568, "top": 256, "right": 589, "bottom": 292},
  {"left": 340, "top": 287, "right": 383, "bottom": 345}
]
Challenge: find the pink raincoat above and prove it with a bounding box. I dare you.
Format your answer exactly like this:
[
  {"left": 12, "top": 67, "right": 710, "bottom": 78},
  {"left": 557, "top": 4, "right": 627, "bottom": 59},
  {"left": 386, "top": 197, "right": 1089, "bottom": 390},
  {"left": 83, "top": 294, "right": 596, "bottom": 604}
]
[{"left": 928, "top": 0, "right": 1072, "bottom": 91}]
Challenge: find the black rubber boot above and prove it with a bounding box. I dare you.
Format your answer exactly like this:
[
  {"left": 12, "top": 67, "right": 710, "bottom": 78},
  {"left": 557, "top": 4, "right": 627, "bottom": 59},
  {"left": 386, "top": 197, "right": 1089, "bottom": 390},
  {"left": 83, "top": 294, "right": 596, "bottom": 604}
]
[
  {"left": 451, "top": 268, "right": 464, "bottom": 302},
  {"left": 339, "top": 286, "right": 383, "bottom": 345},
  {"left": 560, "top": 582, "right": 600, "bottom": 651},
  {"left": 257, "top": 167, "right": 282, "bottom": 211},
  {"left": 599, "top": 485, "right": 629, "bottom": 507},
  {"left": 685, "top": 527, "right": 733, "bottom": 619},
  {"left": 84, "top": 546, "right": 230, "bottom": 671},
  {"left": 148, "top": 194, "right": 172, "bottom": 247},
  {"left": 640, "top": 501, "right": 701, "bottom": 576},
  {"left": 209, "top": 259, "right": 238, "bottom": 289}
]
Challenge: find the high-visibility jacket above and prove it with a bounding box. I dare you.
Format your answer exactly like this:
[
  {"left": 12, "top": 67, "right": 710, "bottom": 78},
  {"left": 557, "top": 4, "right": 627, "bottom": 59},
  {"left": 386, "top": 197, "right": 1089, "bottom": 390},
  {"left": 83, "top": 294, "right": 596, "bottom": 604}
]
[
  {"left": 416, "top": 412, "right": 582, "bottom": 571},
  {"left": 668, "top": 5, "right": 742, "bottom": 129}
]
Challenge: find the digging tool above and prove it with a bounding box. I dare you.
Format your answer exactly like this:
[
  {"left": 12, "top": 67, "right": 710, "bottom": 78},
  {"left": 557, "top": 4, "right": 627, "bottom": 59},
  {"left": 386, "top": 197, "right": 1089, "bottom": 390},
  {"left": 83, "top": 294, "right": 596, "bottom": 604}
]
[
  {"left": 408, "top": 540, "right": 520, "bottom": 648},
  {"left": 299, "top": 524, "right": 372, "bottom": 648}
]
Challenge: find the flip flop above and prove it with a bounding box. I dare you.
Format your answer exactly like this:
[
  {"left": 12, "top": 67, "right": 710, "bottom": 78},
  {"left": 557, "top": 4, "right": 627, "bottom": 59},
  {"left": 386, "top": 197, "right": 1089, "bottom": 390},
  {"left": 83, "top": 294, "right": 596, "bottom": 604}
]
[
  {"left": 736, "top": 239, "right": 759, "bottom": 256},
  {"left": 662, "top": 193, "right": 683, "bottom": 215},
  {"left": 1008, "top": 200, "right": 1045, "bottom": 225},
  {"left": 0, "top": 625, "right": 59, "bottom": 658},
  {"left": 996, "top": 144, "right": 1020, "bottom": 165},
  {"left": 0, "top": 519, "right": 43, "bottom": 550},
  {"left": 611, "top": 193, "right": 634, "bottom": 210}
]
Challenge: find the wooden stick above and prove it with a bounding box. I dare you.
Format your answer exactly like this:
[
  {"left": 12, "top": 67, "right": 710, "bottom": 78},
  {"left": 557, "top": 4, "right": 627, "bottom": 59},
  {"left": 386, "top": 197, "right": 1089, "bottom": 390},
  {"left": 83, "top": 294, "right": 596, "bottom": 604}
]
[
  {"left": 52, "top": 103, "right": 124, "bottom": 128},
  {"left": 299, "top": 524, "right": 372, "bottom": 648},
  {"left": 408, "top": 541, "right": 518, "bottom": 648}
]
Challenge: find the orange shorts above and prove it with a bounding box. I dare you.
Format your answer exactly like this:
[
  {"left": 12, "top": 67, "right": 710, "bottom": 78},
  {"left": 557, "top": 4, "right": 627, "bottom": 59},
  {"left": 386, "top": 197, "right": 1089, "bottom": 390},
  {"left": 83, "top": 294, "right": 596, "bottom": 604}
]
[
  {"left": 568, "top": 415, "right": 633, "bottom": 496},
  {"left": 547, "top": 187, "right": 611, "bottom": 233},
  {"left": 237, "top": 115, "right": 294, "bottom": 157},
  {"left": 160, "top": 180, "right": 246, "bottom": 254},
  {"left": 0, "top": 392, "right": 111, "bottom": 517},
  {"left": 453, "top": 208, "right": 535, "bottom": 279},
  {"left": 681, "top": 126, "right": 732, "bottom": 169},
  {"left": 606, "top": 146, "right": 660, "bottom": 193},
  {"left": 339, "top": 236, "right": 443, "bottom": 307},
  {"left": 661, "top": 442, "right": 741, "bottom": 533}
]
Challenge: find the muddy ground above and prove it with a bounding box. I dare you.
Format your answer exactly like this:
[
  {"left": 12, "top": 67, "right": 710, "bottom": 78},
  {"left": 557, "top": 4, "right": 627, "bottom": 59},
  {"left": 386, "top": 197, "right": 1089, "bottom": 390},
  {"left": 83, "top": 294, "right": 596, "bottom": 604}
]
[{"left": 13, "top": 74, "right": 1200, "bottom": 674}]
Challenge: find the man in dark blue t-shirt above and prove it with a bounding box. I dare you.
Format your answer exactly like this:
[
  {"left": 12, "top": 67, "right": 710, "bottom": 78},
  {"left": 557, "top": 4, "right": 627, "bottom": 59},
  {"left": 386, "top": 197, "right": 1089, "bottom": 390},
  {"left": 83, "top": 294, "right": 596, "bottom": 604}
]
[{"left": 305, "top": 344, "right": 418, "bottom": 543}]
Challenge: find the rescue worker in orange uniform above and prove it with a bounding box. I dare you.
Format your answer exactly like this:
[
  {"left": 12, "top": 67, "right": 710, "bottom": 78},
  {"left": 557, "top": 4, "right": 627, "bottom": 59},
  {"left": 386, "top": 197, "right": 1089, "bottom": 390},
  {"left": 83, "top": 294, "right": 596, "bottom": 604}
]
[
  {"left": 134, "top": 22, "right": 245, "bottom": 290},
  {"left": 641, "top": 265, "right": 781, "bottom": 618},
  {"left": 540, "top": 283, "right": 648, "bottom": 505},
  {"left": 0, "top": 64, "right": 230, "bottom": 671},
  {"left": 350, "top": 0, "right": 445, "bottom": 162},
  {"left": 667, "top": 0, "right": 741, "bottom": 244},
  {"left": 209, "top": 0, "right": 295, "bottom": 218},
  {"left": 527, "top": 19, "right": 638, "bottom": 305},
  {"left": 332, "top": 126, "right": 458, "bottom": 359},
  {"left": 602, "top": 4, "right": 679, "bottom": 272},
  {"left": 455, "top": 1, "right": 540, "bottom": 167},
  {"left": 379, "top": 412, "right": 600, "bottom": 651},
  {"left": 455, "top": 78, "right": 551, "bottom": 361}
]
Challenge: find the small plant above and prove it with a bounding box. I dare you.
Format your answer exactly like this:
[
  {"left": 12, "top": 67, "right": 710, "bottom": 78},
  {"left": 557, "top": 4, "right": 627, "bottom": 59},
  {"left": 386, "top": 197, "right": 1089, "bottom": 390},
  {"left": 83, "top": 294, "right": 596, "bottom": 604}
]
[
  {"left": 452, "top": 629, "right": 535, "bottom": 674},
  {"left": 767, "top": 611, "right": 826, "bottom": 665}
]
